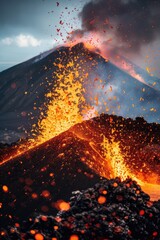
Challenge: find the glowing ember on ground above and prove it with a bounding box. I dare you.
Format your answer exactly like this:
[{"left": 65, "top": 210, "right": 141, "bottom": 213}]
[
  {"left": 2, "top": 185, "right": 8, "bottom": 193},
  {"left": 98, "top": 195, "right": 106, "bottom": 204},
  {"left": 34, "top": 233, "right": 44, "bottom": 240},
  {"left": 69, "top": 235, "right": 79, "bottom": 240},
  {"left": 56, "top": 200, "right": 70, "bottom": 211}
]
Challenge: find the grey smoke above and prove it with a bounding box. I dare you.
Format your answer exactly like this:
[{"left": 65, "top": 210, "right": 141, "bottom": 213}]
[{"left": 77, "top": 0, "right": 160, "bottom": 53}]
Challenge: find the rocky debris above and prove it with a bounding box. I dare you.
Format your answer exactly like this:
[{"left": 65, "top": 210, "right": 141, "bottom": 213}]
[{"left": 1, "top": 178, "right": 160, "bottom": 240}]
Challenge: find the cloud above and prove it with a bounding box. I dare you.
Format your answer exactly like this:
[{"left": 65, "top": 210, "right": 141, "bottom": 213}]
[
  {"left": 1, "top": 37, "right": 13, "bottom": 45},
  {"left": 1, "top": 34, "right": 41, "bottom": 47},
  {"left": 15, "top": 34, "right": 41, "bottom": 47}
]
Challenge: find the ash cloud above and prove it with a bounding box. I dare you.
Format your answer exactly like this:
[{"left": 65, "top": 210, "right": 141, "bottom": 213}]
[{"left": 78, "top": 0, "right": 160, "bottom": 53}]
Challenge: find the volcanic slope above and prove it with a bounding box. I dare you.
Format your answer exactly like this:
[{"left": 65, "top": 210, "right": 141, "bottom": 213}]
[
  {"left": 0, "top": 114, "right": 160, "bottom": 228},
  {"left": 0, "top": 43, "right": 160, "bottom": 143}
]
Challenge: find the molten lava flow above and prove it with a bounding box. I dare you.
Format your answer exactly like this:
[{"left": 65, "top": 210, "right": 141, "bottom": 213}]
[
  {"left": 100, "top": 45, "right": 153, "bottom": 87},
  {"left": 109, "top": 56, "right": 147, "bottom": 85}
]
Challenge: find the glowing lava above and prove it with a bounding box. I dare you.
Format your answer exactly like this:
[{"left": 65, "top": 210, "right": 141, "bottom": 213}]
[{"left": 101, "top": 135, "right": 134, "bottom": 180}]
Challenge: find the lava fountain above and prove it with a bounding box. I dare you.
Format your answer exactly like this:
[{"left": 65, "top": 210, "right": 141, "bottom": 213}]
[{"left": 0, "top": 44, "right": 97, "bottom": 164}]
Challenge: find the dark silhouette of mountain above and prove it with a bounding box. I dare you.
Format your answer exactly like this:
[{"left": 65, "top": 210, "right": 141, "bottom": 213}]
[
  {"left": 0, "top": 43, "right": 160, "bottom": 143},
  {"left": 0, "top": 114, "right": 160, "bottom": 228}
]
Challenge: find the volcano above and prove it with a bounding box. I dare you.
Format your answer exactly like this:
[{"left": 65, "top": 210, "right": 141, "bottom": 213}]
[
  {"left": 0, "top": 43, "right": 160, "bottom": 238},
  {"left": 0, "top": 114, "right": 160, "bottom": 229},
  {"left": 0, "top": 43, "right": 160, "bottom": 143}
]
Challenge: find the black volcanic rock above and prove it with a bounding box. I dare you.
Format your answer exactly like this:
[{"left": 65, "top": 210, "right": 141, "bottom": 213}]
[{"left": 1, "top": 178, "right": 160, "bottom": 240}]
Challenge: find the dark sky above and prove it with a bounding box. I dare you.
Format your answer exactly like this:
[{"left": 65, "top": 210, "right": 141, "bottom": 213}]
[
  {"left": 0, "top": 0, "right": 50, "bottom": 38},
  {"left": 0, "top": 0, "right": 160, "bottom": 77}
]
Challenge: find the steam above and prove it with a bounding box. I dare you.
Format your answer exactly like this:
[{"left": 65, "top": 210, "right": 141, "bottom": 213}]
[{"left": 82, "top": 58, "right": 160, "bottom": 123}]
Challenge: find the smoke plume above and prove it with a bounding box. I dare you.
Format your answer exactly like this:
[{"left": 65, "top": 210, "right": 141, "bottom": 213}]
[{"left": 73, "top": 0, "right": 160, "bottom": 55}]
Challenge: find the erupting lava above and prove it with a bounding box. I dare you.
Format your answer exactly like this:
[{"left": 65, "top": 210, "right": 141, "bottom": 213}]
[
  {"left": 33, "top": 59, "right": 85, "bottom": 143},
  {"left": 0, "top": 44, "right": 97, "bottom": 163},
  {"left": 102, "top": 135, "right": 135, "bottom": 181}
]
